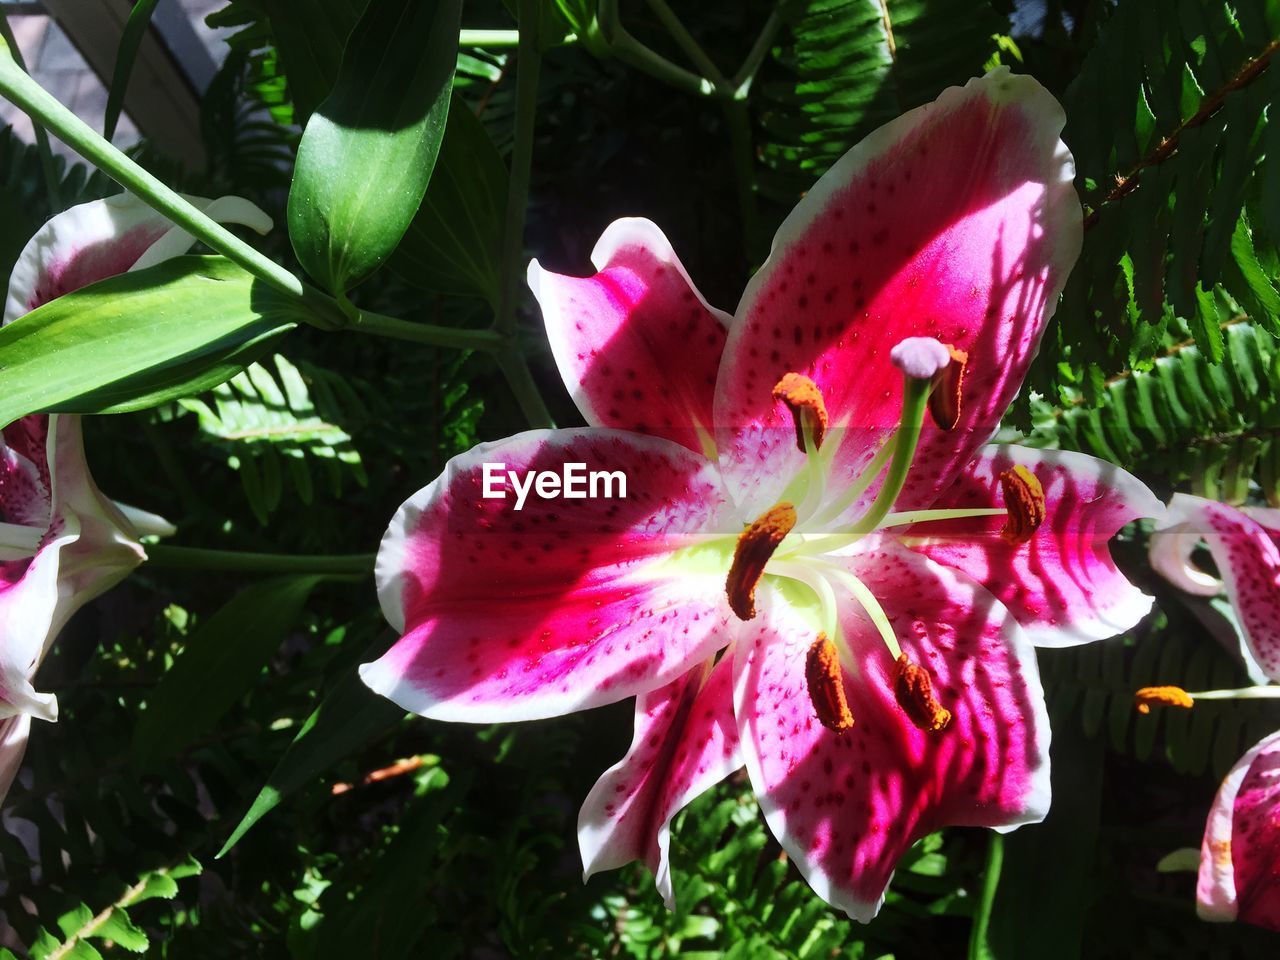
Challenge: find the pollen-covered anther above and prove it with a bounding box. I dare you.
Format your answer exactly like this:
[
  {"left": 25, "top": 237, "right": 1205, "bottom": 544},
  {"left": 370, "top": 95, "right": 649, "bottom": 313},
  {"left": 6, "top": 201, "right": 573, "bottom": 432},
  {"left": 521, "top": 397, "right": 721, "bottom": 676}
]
[
  {"left": 772, "top": 373, "right": 828, "bottom": 452},
  {"left": 998, "top": 465, "right": 1046, "bottom": 544},
  {"left": 725, "top": 502, "right": 797, "bottom": 620},
  {"left": 1134, "top": 685, "right": 1194, "bottom": 715},
  {"left": 927, "top": 345, "right": 968, "bottom": 430},
  {"left": 805, "top": 634, "right": 854, "bottom": 733},
  {"left": 893, "top": 654, "right": 952, "bottom": 733}
]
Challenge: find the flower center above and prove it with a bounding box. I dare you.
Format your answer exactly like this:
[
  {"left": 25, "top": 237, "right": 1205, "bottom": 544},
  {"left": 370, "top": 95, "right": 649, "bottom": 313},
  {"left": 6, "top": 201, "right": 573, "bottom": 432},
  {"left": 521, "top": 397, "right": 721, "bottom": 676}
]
[
  {"left": 725, "top": 338, "right": 1033, "bottom": 736},
  {"left": 725, "top": 502, "right": 797, "bottom": 620}
]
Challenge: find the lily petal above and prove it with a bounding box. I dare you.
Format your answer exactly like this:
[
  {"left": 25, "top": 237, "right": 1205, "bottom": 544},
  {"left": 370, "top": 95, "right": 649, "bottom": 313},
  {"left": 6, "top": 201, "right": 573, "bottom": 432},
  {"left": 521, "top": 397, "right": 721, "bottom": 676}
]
[
  {"left": 5, "top": 192, "right": 272, "bottom": 320},
  {"left": 363, "top": 428, "right": 735, "bottom": 722},
  {"left": 528, "top": 218, "right": 730, "bottom": 456},
  {"left": 714, "top": 69, "right": 1081, "bottom": 516},
  {"left": 1149, "top": 520, "right": 1223, "bottom": 597},
  {"left": 578, "top": 649, "right": 741, "bottom": 907},
  {"left": 735, "top": 544, "right": 1050, "bottom": 920},
  {"left": 1162, "top": 494, "right": 1280, "bottom": 681},
  {"left": 0, "top": 713, "right": 30, "bottom": 805},
  {"left": 907, "top": 445, "right": 1162, "bottom": 646},
  {"left": 1198, "top": 729, "right": 1280, "bottom": 931}
]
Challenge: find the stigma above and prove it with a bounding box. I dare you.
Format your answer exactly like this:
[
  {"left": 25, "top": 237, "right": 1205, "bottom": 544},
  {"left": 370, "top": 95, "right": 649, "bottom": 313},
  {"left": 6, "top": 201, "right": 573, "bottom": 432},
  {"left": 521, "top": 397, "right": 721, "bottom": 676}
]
[
  {"left": 725, "top": 502, "right": 797, "bottom": 620},
  {"left": 805, "top": 634, "right": 854, "bottom": 733},
  {"left": 999, "top": 465, "right": 1046, "bottom": 544},
  {"left": 893, "top": 655, "right": 952, "bottom": 732}
]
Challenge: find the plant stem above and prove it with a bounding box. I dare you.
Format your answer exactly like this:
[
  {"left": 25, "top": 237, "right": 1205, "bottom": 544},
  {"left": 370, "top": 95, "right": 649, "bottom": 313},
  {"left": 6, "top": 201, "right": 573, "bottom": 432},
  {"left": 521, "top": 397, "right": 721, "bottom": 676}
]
[
  {"left": 146, "top": 545, "right": 372, "bottom": 575},
  {"left": 0, "top": 39, "right": 303, "bottom": 299},
  {"left": 460, "top": 29, "right": 522, "bottom": 47},
  {"left": 499, "top": 350, "right": 555, "bottom": 428},
  {"left": 496, "top": 1, "right": 542, "bottom": 338},
  {"left": 731, "top": 9, "right": 781, "bottom": 98},
  {"left": 968, "top": 832, "right": 1004, "bottom": 960},
  {"left": 598, "top": 0, "right": 716, "bottom": 97},
  {"left": 644, "top": 0, "right": 728, "bottom": 87},
  {"left": 723, "top": 99, "right": 761, "bottom": 258},
  {"left": 0, "top": 13, "right": 61, "bottom": 213},
  {"left": 351, "top": 308, "right": 506, "bottom": 352}
]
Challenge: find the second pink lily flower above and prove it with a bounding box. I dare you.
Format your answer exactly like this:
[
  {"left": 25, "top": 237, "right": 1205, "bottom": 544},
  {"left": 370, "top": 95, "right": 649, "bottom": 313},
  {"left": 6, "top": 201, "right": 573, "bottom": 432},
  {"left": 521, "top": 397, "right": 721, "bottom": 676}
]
[{"left": 362, "top": 69, "right": 1162, "bottom": 919}]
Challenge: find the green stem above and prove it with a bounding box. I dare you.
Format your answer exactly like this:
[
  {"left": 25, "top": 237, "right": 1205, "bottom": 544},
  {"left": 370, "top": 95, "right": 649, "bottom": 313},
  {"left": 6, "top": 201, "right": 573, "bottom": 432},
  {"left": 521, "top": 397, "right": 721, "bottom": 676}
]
[
  {"left": 146, "top": 544, "right": 372, "bottom": 575},
  {"left": 499, "top": 350, "right": 555, "bottom": 429},
  {"left": 0, "top": 40, "right": 302, "bottom": 299},
  {"left": 598, "top": 0, "right": 716, "bottom": 97},
  {"left": 723, "top": 99, "right": 761, "bottom": 259},
  {"left": 0, "top": 13, "right": 61, "bottom": 213},
  {"left": 968, "top": 832, "right": 1004, "bottom": 960},
  {"left": 460, "top": 29, "right": 522, "bottom": 47},
  {"left": 351, "top": 309, "right": 505, "bottom": 352},
  {"left": 731, "top": 9, "right": 781, "bottom": 98},
  {"left": 496, "top": 1, "right": 542, "bottom": 337},
  {"left": 851, "top": 377, "right": 931, "bottom": 535},
  {"left": 645, "top": 0, "right": 728, "bottom": 86}
]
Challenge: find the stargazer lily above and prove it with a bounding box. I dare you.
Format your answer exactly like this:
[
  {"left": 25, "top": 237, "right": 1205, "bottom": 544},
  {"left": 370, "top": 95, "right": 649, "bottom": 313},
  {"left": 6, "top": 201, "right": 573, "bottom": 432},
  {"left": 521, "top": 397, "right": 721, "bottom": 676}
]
[
  {"left": 362, "top": 69, "right": 1162, "bottom": 919},
  {"left": 1141, "top": 493, "right": 1280, "bottom": 932},
  {"left": 0, "top": 192, "right": 271, "bottom": 804}
]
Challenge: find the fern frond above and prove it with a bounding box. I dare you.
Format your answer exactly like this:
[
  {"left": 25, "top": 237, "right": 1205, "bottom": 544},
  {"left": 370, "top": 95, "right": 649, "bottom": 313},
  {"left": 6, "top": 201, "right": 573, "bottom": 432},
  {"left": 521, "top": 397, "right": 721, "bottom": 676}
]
[
  {"left": 179, "top": 355, "right": 366, "bottom": 523},
  {"left": 757, "top": 0, "right": 1007, "bottom": 201},
  {"left": 1034, "top": 0, "right": 1280, "bottom": 400}
]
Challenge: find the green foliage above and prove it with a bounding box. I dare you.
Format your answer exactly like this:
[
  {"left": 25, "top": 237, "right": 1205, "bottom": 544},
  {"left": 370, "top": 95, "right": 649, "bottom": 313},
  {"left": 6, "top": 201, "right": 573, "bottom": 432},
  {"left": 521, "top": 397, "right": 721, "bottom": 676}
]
[
  {"left": 0, "top": 256, "right": 300, "bottom": 427},
  {"left": 288, "top": 0, "right": 462, "bottom": 293},
  {"left": 179, "top": 354, "right": 367, "bottom": 524},
  {"left": 1027, "top": 319, "right": 1280, "bottom": 504},
  {"left": 1033, "top": 0, "right": 1280, "bottom": 401},
  {"left": 758, "top": 0, "right": 1008, "bottom": 201}
]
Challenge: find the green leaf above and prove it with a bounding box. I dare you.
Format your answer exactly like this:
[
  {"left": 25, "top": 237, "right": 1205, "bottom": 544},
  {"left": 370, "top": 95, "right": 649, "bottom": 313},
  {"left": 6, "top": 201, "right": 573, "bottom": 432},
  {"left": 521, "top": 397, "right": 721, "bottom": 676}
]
[
  {"left": 0, "top": 255, "right": 299, "bottom": 428},
  {"left": 389, "top": 99, "right": 508, "bottom": 303},
  {"left": 218, "top": 656, "right": 404, "bottom": 855},
  {"left": 95, "top": 910, "right": 148, "bottom": 953},
  {"left": 287, "top": 0, "right": 463, "bottom": 293},
  {"left": 132, "top": 576, "right": 322, "bottom": 766},
  {"left": 103, "top": 0, "right": 162, "bottom": 141}
]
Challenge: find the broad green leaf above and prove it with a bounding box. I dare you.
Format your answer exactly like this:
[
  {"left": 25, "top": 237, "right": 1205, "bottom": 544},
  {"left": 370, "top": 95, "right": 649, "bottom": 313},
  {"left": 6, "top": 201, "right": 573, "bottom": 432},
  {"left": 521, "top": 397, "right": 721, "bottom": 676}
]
[
  {"left": 0, "top": 256, "right": 299, "bottom": 429},
  {"left": 219, "top": 656, "right": 404, "bottom": 855},
  {"left": 288, "top": 0, "right": 463, "bottom": 293},
  {"left": 132, "top": 576, "right": 322, "bottom": 766},
  {"left": 389, "top": 100, "right": 508, "bottom": 303}
]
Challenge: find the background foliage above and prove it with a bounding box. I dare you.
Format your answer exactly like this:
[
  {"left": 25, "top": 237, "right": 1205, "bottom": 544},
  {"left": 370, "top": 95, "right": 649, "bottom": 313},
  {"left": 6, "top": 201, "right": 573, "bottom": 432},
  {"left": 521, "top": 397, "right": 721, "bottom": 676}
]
[{"left": 2, "top": 0, "right": 1280, "bottom": 957}]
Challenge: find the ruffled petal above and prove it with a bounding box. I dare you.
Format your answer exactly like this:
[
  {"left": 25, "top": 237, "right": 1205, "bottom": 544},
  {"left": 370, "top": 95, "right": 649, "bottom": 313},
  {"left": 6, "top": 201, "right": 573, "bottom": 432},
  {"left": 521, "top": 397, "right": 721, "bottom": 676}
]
[
  {"left": 362, "top": 428, "right": 735, "bottom": 722},
  {"left": 5, "top": 192, "right": 272, "bottom": 320},
  {"left": 0, "top": 416, "right": 145, "bottom": 722},
  {"left": 528, "top": 218, "right": 730, "bottom": 455},
  {"left": 906, "top": 445, "right": 1162, "bottom": 646},
  {"left": 578, "top": 649, "right": 741, "bottom": 907},
  {"left": 1198, "top": 730, "right": 1280, "bottom": 931},
  {"left": 714, "top": 69, "right": 1081, "bottom": 516},
  {"left": 1163, "top": 495, "right": 1280, "bottom": 681},
  {"left": 0, "top": 713, "right": 30, "bottom": 805},
  {"left": 735, "top": 544, "right": 1050, "bottom": 921}
]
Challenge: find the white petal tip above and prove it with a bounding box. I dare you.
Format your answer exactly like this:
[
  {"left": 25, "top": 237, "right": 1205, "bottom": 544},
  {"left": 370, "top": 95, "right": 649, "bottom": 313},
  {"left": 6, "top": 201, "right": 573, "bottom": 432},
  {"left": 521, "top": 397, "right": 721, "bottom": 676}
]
[{"left": 889, "top": 336, "right": 951, "bottom": 379}]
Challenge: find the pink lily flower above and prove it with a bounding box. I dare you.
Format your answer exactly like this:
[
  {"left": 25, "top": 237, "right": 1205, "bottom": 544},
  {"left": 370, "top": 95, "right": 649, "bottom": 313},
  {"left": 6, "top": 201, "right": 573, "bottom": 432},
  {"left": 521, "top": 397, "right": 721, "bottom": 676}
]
[
  {"left": 362, "top": 69, "right": 1161, "bottom": 919},
  {"left": 0, "top": 192, "right": 271, "bottom": 804},
  {"left": 1144, "top": 493, "right": 1280, "bottom": 932}
]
